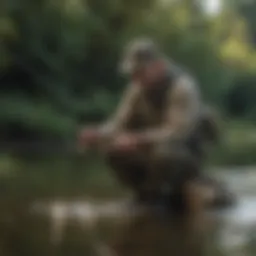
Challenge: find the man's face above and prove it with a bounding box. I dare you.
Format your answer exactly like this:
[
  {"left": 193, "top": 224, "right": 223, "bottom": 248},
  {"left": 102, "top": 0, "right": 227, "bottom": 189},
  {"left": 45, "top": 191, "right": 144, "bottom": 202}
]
[
  {"left": 119, "top": 39, "right": 166, "bottom": 89},
  {"left": 120, "top": 39, "right": 157, "bottom": 75},
  {"left": 120, "top": 50, "right": 150, "bottom": 78},
  {"left": 121, "top": 56, "right": 166, "bottom": 91}
]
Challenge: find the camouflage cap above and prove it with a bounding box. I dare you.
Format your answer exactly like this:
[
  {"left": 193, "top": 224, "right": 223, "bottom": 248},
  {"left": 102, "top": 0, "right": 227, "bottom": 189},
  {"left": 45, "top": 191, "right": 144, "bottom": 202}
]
[{"left": 120, "top": 38, "right": 160, "bottom": 75}]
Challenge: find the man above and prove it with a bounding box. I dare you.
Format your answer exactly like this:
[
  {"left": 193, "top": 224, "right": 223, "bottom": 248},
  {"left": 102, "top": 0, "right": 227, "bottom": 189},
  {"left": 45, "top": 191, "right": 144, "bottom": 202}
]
[{"left": 79, "top": 38, "right": 233, "bottom": 213}]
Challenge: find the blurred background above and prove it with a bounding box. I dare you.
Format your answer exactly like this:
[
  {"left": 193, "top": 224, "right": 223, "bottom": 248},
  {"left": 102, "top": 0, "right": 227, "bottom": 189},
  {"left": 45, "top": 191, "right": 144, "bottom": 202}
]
[{"left": 0, "top": 0, "right": 256, "bottom": 255}]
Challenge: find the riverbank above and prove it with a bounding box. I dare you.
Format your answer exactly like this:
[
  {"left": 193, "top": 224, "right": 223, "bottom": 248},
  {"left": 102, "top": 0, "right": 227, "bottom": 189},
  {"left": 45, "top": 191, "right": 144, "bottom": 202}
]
[
  {"left": 212, "top": 121, "right": 256, "bottom": 166},
  {"left": 0, "top": 121, "right": 254, "bottom": 199}
]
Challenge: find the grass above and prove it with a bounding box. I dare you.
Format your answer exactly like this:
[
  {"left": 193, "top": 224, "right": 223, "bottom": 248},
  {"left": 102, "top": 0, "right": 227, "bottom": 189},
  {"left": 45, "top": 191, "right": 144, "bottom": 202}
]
[{"left": 0, "top": 153, "right": 128, "bottom": 200}]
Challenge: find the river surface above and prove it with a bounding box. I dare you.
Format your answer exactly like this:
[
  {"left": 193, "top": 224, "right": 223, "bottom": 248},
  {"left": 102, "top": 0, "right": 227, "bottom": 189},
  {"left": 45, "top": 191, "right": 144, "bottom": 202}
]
[{"left": 2, "top": 167, "right": 256, "bottom": 256}]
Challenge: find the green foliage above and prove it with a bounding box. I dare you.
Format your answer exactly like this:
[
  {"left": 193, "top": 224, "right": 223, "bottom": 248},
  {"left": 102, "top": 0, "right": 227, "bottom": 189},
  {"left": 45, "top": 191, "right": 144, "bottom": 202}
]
[
  {"left": 211, "top": 121, "right": 256, "bottom": 166},
  {"left": 0, "top": 0, "right": 255, "bottom": 159}
]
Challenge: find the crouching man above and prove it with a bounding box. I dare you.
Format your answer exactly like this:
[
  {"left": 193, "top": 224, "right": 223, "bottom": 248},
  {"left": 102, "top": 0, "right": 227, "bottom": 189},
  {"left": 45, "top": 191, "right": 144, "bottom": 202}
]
[{"left": 78, "top": 38, "right": 234, "bottom": 214}]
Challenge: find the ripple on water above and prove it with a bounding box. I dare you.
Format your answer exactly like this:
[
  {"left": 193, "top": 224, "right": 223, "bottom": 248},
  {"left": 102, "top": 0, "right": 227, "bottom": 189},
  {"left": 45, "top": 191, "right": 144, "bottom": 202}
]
[{"left": 29, "top": 168, "right": 256, "bottom": 256}]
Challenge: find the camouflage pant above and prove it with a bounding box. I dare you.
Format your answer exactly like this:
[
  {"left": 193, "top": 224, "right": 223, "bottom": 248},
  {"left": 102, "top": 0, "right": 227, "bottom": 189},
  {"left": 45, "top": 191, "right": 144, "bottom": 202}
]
[{"left": 104, "top": 139, "right": 203, "bottom": 202}]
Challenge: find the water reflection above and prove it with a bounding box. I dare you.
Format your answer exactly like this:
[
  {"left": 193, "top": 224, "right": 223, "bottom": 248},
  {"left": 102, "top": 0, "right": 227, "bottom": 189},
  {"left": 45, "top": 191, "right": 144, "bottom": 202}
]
[
  {"left": 106, "top": 211, "right": 221, "bottom": 256},
  {"left": 1, "top": 177, "right": 256, "bottom": 256},
  {"left": 26, "top": 197, "right": 256, "bottom": 256}
]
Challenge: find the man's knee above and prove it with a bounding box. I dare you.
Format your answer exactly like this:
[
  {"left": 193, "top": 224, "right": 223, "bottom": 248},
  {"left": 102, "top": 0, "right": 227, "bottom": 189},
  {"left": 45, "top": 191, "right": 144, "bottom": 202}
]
[{"left": 103, "top": 146, "right": 148, "bottom": 188}]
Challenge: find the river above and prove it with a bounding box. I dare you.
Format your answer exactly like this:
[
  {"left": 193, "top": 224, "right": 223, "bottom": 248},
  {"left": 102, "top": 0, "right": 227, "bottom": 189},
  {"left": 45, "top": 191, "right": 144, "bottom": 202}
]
[{"left": 1, "top": 167, "right": 256, "bottom": 256}]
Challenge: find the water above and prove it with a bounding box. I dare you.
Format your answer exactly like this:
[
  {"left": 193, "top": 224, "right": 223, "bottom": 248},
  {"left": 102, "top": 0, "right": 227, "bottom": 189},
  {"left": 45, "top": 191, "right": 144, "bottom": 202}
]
[{"left": 1, "top": 167, "right": 256, "bottom": 256}]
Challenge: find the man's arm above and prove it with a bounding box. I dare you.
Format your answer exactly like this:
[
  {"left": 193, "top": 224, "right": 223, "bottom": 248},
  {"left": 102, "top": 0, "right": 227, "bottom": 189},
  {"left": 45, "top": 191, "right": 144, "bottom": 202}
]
[
  {"left": 139, "top": 75, "right": 201, "bottom": 144},
  {"left": 99, "top": 83, "right": 140, "bottom": 136}
]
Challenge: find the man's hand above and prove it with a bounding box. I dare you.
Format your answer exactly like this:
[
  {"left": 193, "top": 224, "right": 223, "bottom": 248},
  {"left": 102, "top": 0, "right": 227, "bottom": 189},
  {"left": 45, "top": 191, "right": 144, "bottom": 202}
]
[
  {"left": 78, "top": 127, "right": 102, "bottom": 149},
  {"left": 111, "top": 133, "right": 144, "bottom": 152}
]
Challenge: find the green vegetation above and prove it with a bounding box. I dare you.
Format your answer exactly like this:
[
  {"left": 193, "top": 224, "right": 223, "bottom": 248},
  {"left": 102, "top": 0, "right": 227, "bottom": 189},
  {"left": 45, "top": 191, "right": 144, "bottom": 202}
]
[
  {"left": 0, "top": 0, "right": 255, "bottom": 170},
  {"left": 212, "top": 121, "right": 256, "bottom": 166}
]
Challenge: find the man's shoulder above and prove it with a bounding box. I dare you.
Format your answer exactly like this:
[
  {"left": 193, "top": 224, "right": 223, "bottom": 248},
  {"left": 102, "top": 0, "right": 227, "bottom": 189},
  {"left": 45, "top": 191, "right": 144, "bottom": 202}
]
[
  {"left": 166, "top": 61, "right": 199, "bottom": 91},
  {"left": 169, "top": 70, "right": 200, "bottom": 100}
]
